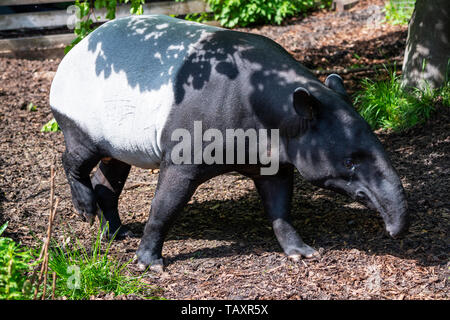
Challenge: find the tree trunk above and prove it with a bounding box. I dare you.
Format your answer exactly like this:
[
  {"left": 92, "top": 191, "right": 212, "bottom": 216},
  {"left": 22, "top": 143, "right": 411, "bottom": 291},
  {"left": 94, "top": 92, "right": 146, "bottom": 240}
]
[{"left": 402, "top": 0, "right": 450, "bottom": 89}]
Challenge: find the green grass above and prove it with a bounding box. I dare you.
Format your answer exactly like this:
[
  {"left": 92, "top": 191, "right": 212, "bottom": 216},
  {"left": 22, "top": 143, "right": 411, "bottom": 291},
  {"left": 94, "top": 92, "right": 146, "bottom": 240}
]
[
  {"left": 46, "top": 223, "right": 161, "bottom": 300},
  {"left": 384, "top": 0, "right": 415, "bottom": 25},
  {"left": 0, "top": 220, "right": 162, "bottom": 300},
  {"left": 354, "top": 68, "right": 449, "bottom": 131}
]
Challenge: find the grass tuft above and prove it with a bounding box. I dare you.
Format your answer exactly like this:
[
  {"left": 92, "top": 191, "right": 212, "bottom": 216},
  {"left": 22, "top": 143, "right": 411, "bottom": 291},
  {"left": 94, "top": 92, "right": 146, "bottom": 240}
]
[
  {"left": 384, "top": 0, "right": 416, "bottom": 25},
  {"left": 0, "top": 220, "right": 162, "bottom": 300},
  {"left": 46, "top": 222, "right": 161, "bottom": 300},
  {"left": 354, "top": 67, "right": 449, "bottom": 131}
]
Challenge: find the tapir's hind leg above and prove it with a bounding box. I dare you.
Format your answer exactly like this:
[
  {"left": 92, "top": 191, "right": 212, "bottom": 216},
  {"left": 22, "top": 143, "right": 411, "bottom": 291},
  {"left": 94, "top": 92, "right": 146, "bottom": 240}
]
[
  {"left": 61, "top": 144, "right": 100, "bottom": 224},
  {"left": 91, "top": 158, "right": 133, "bottom": 240}
]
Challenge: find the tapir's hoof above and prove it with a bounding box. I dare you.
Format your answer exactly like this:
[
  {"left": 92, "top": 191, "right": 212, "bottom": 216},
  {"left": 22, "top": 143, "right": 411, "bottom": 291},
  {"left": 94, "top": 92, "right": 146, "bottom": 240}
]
[
  {"left": 112, "top": 226, "right": 135, "bottom": 240},
  {"left": 80, "top": 212, "right": 96, "bottom": 226},
  {"left": 136, "top": 258, "right": 164, "bottom": 273},
  {"left": 288, "top": 246, "right": 321, "bottom": 262},
  {"left": 288, "top": 251, "right": 320, "bottom": 262},
  {"left": 136, "top": 262, "right": 147, "bottom": 272},
  {"left": 100, "top": 224, "right": 134, "bottom": 241},
  {"left": 304, "top": 249, "right": 321, "bottom": 259},
  {"left": 288, "top": 254, "right": 302, "bottom": 262}
]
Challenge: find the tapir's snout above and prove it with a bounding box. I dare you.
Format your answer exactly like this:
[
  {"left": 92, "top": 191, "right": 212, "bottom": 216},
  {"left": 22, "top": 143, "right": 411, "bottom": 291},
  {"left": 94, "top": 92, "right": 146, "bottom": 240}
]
[
  {"left": 387, "top": 224, "right": 408, "bottom": 239},
  {"left": 385, "top": 208, "right": 409, "bottom": 239},
  {"left": 350, "top": 167, "right": 409, "bottom": 239},
  {"left": 374, "top": 183, "right": 409, "bottom": 239}
]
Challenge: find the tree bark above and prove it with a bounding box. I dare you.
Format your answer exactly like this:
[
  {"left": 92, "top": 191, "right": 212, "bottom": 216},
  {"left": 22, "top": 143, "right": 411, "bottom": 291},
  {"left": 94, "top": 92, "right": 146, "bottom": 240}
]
[{"left": 402, "top": 0, "right": 450, "bottom": 89}]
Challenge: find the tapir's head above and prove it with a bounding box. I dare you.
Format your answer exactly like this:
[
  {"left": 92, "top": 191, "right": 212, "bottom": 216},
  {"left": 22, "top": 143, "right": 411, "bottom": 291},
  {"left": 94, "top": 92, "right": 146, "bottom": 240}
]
[{"left": 284, "top": 74, "right": 409, "bottom": 238}]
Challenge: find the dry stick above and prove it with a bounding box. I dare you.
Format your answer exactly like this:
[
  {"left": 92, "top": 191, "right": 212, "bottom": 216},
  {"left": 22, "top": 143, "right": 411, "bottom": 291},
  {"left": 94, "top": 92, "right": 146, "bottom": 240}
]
[
  {"left": 29, "top": 168, "right": 56, "bottom": 288},
  {"left": 52, "top": 271, "right": 57, "bottom": 300},
  {"left": 41, "top": 164, "right": 56, "bottom": 299},
  {"left": 41, "top": 197, "right": 59, "bottom": 300},
  {"left": 33, "top": 163, "right": 57, "bottom": 300},
  {"left": 29, "top": 240, "right": 46, "bottom": 288}
]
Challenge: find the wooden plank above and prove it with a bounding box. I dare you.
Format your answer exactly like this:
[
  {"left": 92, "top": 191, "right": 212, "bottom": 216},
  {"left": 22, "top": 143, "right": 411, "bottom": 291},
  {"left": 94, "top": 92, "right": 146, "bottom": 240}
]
[
  {"left": 0, "top": 33, "right": 75, "bottom": 53},
  {"left": 0, "top": 0, "right": 72, "bottom": 5},
  {"left": 0, "top": 0, "right": 210, "bottom": 30},
  {"left": 0, "top": 19, "right": 221, "bottom": 57}
]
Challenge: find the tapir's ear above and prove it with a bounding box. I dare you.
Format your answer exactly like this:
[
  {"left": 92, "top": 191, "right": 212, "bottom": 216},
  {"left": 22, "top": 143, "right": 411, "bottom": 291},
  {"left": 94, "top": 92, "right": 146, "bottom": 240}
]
[
  {"left": 325, "top": 74, "right": 348, "bottom": 97},
  {"left": 292, "top": 87, "right": 316, "bottom": 120},
  {"left": 280, "top": 87, "right": 317, "bottom": 138}
]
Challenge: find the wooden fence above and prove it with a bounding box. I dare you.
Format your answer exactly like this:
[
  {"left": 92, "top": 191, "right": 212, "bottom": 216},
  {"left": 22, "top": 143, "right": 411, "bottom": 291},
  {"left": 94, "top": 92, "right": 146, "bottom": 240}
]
[
  {"left": 0, "top": 0, "right": 210, "bottom": 30},
  {"left": 0, "top": 0, "right": 211, "bottom": 56}
]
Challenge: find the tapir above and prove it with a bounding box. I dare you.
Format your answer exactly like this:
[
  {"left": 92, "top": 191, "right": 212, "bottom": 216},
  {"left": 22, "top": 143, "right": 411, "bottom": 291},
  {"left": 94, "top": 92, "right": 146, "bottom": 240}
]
[{"left": 50, "top": 15, "right": 409, "bottom": 271}]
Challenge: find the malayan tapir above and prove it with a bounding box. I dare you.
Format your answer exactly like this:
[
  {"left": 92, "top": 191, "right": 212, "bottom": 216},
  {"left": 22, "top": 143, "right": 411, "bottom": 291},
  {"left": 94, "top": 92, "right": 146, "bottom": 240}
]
[{"left": 50, "top": 15, "right": 409, "bottom": 271}]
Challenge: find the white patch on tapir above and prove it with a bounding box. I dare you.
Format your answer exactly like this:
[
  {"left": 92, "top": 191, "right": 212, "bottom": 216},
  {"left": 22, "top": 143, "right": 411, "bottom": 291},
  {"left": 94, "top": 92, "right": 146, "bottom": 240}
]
[
  {"left": 134, "top": 27, "right": 146, "bottom": 35},
  {"left": 156, "top": 23, "right": 169, "bottom": 30},
  {"left": 49, "top": 18, "right": 190, "bottom": 169},
  {"left": 154, "top": 52, "right": 163, "bottom": 63},
  {"left": 167, "top": 44, "right": 185, "bottom": 51},
  {"left": 50, "top": 15, "right": 222, "bottom": 169},
  {"left": 52, "top": 57, "right": 173, "bottom": 168}
]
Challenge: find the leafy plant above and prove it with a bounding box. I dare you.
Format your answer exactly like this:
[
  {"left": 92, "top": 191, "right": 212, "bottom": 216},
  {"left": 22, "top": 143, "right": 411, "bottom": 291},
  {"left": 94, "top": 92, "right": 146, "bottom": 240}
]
[
  {"left": 27, "top": 102, "right": 37, "bottom": 112},
  {"left": 65, "top": 0, "right": 145, "bottom": 54},
  {"left": 0, "top": 222, "right": 36, "bottom": 300},
  {"left": 384, "top": 0, "right": 415, "bottom": 25},
  {"left": 354, "top": 67, "right": 449, "bottom": 131},
  {"left": 203, "top": 0, "right": 332, "bottom": 28},
  {"left": 41, "top": 118, "right": 60, "bottom": 132}
]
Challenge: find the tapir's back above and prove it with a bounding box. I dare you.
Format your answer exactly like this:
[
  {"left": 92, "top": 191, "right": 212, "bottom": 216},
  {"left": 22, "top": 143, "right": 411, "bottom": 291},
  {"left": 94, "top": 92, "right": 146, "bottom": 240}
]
[
  {"left": 50, "top": 15, "right": 224, "bottom": 168},
  {"left": 50, "top": 14, "right": 307, "bottom": 168}
]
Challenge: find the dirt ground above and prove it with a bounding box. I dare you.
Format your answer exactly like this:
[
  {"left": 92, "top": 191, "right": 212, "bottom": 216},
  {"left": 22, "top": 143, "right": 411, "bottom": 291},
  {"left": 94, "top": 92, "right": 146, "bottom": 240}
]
[{"left": 0, "top": 0, "right": 448, "bottom": 300}]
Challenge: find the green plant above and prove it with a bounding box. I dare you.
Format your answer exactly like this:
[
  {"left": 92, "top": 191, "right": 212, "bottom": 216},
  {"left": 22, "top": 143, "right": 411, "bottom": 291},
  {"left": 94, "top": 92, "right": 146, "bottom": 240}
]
[
  {"left": 202, "top": 0, "right": 331, "bottom": 28},
  {"left": 41, "top": 118, "right": 60, "bottom": 132},
  {"left": 354, "top": 67, "right": 449, "bottom": 131},
  {"left": 27, "top": 102, "right": 37, "bottom": 112},
  {"left": 0, "top": 222, "right": 36, "bottom": 300},
  {"left": 65, "top": 0, "right": 145, "bottom": 54},
  {"left": 384, "top": 0, "right": 415, "bottom": 25},
  {"left": 46, "top": 222, "right": 159, "bottom": 300}
]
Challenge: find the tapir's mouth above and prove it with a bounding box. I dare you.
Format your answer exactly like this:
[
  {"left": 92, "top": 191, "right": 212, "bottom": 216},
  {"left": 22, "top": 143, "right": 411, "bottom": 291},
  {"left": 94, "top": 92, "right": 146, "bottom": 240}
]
[{"left": 355, "top": 189, "right": 377, "bottom": 210}]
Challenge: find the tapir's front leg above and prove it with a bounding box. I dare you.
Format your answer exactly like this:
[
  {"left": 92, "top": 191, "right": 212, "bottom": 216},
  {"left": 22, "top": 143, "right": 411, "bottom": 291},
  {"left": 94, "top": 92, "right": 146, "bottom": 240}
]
[
  {"left": 252, "top": 165, "right": 320, "bottom": 260},
  {"left": 136, "top": 162, "right": 201, "bottom": 272}
]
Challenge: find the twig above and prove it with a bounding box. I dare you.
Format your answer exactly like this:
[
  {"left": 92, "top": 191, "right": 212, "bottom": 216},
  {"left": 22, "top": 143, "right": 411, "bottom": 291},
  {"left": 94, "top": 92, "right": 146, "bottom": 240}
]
[
  {"left": 33, "top": 161, "right": 58, "bottom": 300},
  {"left": 52, "top": 272, "right": 56, "bottom": 300},
  {"left": 30, "top": 237, "right": 46, "bottom": 286},
  {"left": 41, "top": 198, "right": 59, "bottom": 300}
]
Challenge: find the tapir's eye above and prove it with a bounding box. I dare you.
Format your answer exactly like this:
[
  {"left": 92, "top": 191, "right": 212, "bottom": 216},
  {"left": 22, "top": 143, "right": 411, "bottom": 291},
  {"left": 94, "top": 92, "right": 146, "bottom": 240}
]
[{"left": 344, "top": 159, "right": 355, "bottom": 170}]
